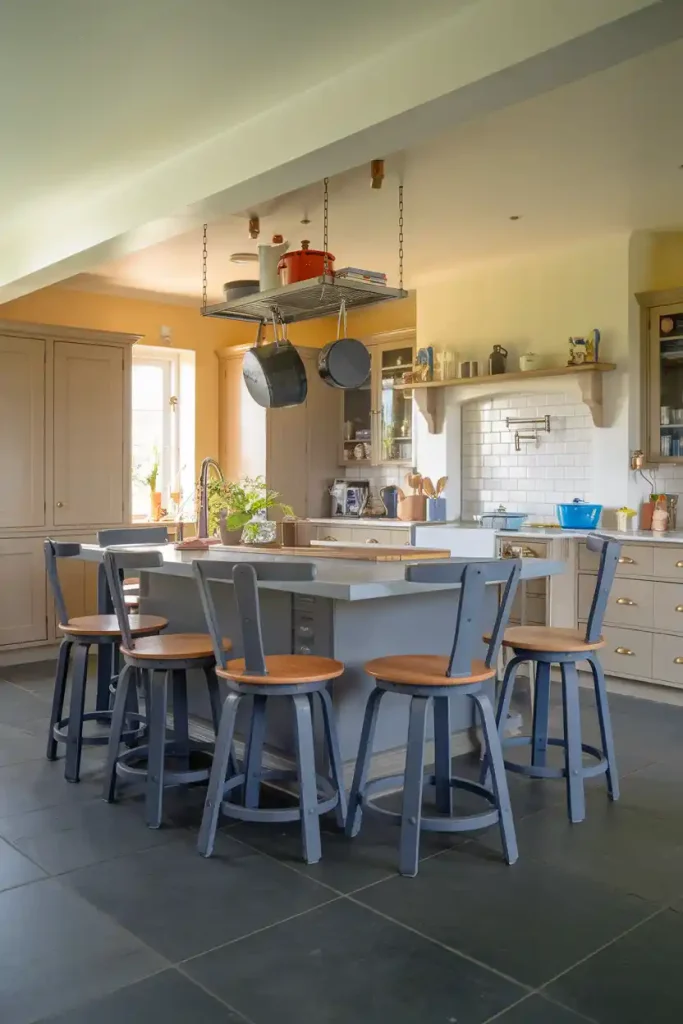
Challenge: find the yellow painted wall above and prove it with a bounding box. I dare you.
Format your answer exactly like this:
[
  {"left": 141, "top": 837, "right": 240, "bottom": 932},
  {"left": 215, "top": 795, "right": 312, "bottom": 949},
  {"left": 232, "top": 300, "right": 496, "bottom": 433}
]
[
  {"left": 416, "top": 234, "right": 632, "bottom": 508},
  {"left": 641, "top": 232, "right": 683, "bottom": 292},
  {"left": 0, "top": 285, "right": 255, "bottom": 468}
]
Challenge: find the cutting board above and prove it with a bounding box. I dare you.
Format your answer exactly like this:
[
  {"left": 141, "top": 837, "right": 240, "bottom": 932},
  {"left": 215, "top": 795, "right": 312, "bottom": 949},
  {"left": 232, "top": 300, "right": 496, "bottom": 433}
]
[{"left": 214, "top": 544, "right": 451, "bottom": 562}]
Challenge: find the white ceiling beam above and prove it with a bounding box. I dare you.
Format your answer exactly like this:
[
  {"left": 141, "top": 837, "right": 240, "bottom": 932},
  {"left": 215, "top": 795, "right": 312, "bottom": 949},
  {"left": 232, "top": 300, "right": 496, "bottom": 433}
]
[{"left": 2, "top": 0, "right": 680, "bottom": 301}]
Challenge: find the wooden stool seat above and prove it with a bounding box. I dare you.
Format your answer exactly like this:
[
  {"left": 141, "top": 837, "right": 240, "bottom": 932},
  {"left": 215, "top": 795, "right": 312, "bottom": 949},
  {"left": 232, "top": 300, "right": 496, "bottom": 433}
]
[
  {"left": 365, "top": 654, "right": 495, "bottom": 687},
  {"left": 488, "top": 626, "right": 604, "bottom": 653},
  {"left": 121, "top": 633, "right": 231, "bottom": 661},
  {"left": 123, "top": 578, "right": 139, "bottom": 591},
  {"left": 59, "top": 614, "right": 168, "bottom": 637},
  {"left": 218, "top": 653, "right": 344, "bottom": 685}
]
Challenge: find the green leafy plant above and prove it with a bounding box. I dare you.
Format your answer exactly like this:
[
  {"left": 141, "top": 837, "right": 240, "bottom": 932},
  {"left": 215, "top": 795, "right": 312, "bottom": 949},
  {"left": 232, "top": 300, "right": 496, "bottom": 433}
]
[
  {"left": 134, "top": 448, "right": 160, "bottom": 492},
  {"left": 205, "top": 476, "right": 293, "bottom": 541}
]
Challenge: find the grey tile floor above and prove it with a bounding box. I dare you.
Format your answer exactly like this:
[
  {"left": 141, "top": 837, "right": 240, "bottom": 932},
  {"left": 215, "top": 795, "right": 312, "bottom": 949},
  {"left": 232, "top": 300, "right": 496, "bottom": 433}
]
[{"left": 0, "top": 660, "right": 682, "bottom": 1023}]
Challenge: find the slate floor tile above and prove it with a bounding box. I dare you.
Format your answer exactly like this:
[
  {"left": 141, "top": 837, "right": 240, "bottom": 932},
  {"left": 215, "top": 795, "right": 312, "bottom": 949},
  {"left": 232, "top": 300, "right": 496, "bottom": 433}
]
[
  {"left": 357, "top": 842, "right": 654, "bottom": 987},
  {"left": 0, "top": 835, "right": 46, "bottom": 890},
  {"left": 546, "top": 908, "right": 683, "bottom": 1024},
  {"left": 185, "top": 897, "right": 524, "bottom": 1024},
  {"left": 0, "top": 878, "right": 166, "bottom": 1024},
  {"left": 36, "top": 969, "right": 240, "bottom": 1023},
  {"left": 0, "top": 756, "right": 103, "bottom": 819},
  {"left": 487, "top": 993, "right": 595, "bottom": 1022},
  {"left": 62, "top": 831, "right": 333, "bottom": 961}
]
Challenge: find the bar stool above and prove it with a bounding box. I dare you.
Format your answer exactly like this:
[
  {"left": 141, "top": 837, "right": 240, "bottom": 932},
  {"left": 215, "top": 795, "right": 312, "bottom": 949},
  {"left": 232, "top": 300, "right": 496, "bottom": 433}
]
[
  {"left": 102, "top": 549, "right": 231, "bottom": 828},
  {"left": 193, "top": 560, "right": 347, "bottom": 865},
  {"left": 97, "top": 526, "right": 169, "bottom": 611},
  {"left": 44, "top": 541, "right": 168, "bottom": 783},
  {"left": 484, "top": 533, "right": 621, "bottom": 824},
  {"left": 346, "top": 558, "right": 522, "bottom": 877}
]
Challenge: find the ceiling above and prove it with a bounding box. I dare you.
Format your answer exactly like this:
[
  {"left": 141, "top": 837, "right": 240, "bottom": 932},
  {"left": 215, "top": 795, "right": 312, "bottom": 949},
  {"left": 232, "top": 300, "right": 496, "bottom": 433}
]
[{"left": 68, "top": 36, "right": 683, "bottom": 304}]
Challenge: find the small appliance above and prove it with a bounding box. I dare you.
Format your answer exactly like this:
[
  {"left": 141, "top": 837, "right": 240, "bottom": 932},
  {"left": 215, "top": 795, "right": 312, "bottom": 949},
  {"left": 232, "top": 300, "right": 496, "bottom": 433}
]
[{"left": 329, "top": 479, "right": 370, "bottom": 517}]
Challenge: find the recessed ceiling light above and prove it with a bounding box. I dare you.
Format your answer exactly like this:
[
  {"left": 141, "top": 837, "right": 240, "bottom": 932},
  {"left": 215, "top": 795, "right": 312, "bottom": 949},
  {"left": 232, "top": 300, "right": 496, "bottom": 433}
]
[
  {"left": 229, "top": 252, "right": 258, "bottom": 264},
  {"left": 509, "top": 215, "right": 521, "bottom": 221}
]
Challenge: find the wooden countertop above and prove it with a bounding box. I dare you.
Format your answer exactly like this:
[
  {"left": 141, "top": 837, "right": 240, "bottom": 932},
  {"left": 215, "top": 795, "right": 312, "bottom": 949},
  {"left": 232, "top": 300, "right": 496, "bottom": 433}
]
[{"left": 214, "top": 544, "right": 451, "bottom": 562}]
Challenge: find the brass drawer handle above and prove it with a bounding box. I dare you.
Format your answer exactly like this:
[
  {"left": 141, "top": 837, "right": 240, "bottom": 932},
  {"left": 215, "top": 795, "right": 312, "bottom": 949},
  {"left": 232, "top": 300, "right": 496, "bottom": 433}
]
[
  {"left": 615, "top": 598, "right": 635, "bottom": 606},
  {"left": 366, "top": 538, "right": 380, "bottom": 544},
  {"left": 323, "top": 536, "right": 337, "bottom": 541},
  {"left": 615, "top": 646, "right": 635, "bottom": 656},
  {"left": 618, "top": 556, "right": 635, "bottom": 564},
  {"left": 677, "top": 561, "right": 683, "bottom": 569},
  {"left": 675, "top": 657, "right": 683, "bottom": 665}
]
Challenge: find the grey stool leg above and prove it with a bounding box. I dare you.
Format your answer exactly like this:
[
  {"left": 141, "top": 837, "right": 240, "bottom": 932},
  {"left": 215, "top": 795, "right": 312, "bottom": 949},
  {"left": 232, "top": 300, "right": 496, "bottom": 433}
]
[
  {"left": 204, "top": 666, "right": 223, "bottom": 735},
  {"left": 243, "top": 694, "right": 267, "bottom": 809},
  {"left": 433, "top": 696, "right": 452, "bottom": 814},
  {"left": 317, "top": 686, "right": 347, "bottom": 828},
  {"left": 345, "top": 687, "right": 385, "bottom": 837},
  {"left": 198, "top": 691, "right": 241, "bottom": 857},
  {"left": 47, "top": 639, "right": 72, "bottom": 760},
  {"left": 561, "top": 661, "right": 586, "bottom": 824},
  {"left": 103, "top": 664, "right": 134, "bottom": 802},
  {"left": 588, "top": 654, "right": 619, "bottom": 801},
  {"left": 65, "top": 643, "right": 89, "bottom": 783},
  {"left": 146, "top": 671, "right": 169, "bottom": 829},
  {"left": 172, "top": 670, "right": 190, "bottom": 769},
  {"left": 399, "top": 695, "right": 430, "bottom": 877},
  {"left": 473, "top": 692, "right": 518, "bottom": 865},
  {"left": 292, "top": 693, "right": 322, "bottom": 865},
  {"left": 531, "top": 661, "right": 551, "bottom": 768}
]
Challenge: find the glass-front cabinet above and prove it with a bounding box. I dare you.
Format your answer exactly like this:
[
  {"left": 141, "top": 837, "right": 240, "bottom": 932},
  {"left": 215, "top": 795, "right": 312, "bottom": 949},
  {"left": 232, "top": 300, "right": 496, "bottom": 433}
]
[
  {"left": 647, "top": 303, "right": 683, "bottom": 463},
  {"left": 340, "top": 330, "right": 415, "bottom": 467}
]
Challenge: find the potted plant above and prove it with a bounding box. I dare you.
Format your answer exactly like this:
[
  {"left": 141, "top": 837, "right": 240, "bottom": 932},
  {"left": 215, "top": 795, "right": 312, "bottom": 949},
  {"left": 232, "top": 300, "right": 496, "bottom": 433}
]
[
  {"left": 208, "top": 476, "right": 293, "bottom": 544},
  {"left": 134, "top": 448, "right": 162, "bottom": 521}
]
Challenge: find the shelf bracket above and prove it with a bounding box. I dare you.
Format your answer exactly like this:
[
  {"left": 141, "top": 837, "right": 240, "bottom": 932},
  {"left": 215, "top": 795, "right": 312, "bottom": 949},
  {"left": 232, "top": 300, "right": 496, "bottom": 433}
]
[
  {"left": 577, "top": 371, "right": 604, "bottom": 427},
  {"left": 413, "top": 387, "right": 444, "bottom": 434}
]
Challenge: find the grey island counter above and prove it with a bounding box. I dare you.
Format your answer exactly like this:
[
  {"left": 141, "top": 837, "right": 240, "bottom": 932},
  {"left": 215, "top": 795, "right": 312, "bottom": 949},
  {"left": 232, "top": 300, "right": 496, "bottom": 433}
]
[{"left": 79, "top": 544, "right": 565, "bottom": 770}]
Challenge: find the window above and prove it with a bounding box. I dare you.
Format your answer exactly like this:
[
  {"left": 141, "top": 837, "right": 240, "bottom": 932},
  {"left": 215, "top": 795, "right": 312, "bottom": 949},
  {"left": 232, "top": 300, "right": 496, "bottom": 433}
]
[{"left": 131, "top": 345, "right": 195, "bottom": 520}]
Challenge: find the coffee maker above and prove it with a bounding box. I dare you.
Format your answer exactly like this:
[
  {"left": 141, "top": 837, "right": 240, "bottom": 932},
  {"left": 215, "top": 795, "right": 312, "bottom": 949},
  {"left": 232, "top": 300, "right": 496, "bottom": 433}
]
[{"left": 329, "top": 479, "right": 370, "bottom": 517}]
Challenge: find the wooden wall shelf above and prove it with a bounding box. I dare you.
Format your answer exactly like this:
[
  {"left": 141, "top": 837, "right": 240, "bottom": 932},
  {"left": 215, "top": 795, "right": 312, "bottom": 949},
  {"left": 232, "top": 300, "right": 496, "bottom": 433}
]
[{"left": 395, "top": 362, "right": 616, "bottom": 433}]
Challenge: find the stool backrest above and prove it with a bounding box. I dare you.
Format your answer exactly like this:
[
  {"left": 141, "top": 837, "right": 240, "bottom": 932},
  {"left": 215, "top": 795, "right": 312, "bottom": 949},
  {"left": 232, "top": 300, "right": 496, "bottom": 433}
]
[
  {"left": 103, "top": 549, "right": 164, "bottom": 650},
  {"left": 406, "top": 558, "right": 522, "bottom": 677},
  {"left": 44, "top": 540, "right": 81, "bottom": 627},
  {"left": 97, "top": 526, "right": 169, "bottom": 547},
  {"left": 193, "top": 558, "right": 316, "bottom": 673},
  {"left": 584, "top": 533, "right": 622, "bottom": 644}
]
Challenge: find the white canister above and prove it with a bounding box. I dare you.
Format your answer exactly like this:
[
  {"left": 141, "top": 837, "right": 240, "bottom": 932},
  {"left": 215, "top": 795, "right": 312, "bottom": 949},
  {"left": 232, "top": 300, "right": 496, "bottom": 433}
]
[{"left": 519, "top": 352, "right": 541, "bottom": 372}]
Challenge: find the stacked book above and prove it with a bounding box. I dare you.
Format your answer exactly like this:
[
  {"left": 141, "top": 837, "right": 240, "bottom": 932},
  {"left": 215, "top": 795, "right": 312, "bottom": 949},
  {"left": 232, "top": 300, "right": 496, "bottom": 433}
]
[{"left": 335, "top": 267, "right": 387, "bottom": 286}]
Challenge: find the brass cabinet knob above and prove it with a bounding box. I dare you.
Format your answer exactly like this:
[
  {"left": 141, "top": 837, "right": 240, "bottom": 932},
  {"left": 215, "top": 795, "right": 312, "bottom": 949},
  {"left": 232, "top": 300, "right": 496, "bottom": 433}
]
[
  {"left": 618, "top": 556, "right": 635, "bottom": 564},
  {"left": 676, "top": 606, "right": 683, "bottom": 613},
  {"left": 615, "top": 646, "right": 635, "bottom": 656},
  {"left": 615, "top": 598, "right": 635, "bottom": 606},
  {"left": 676, "top": 561, "right": 683, "bottom": 569},
  {"left": 675, "top": 657, "right": 683, "bottom": 665},
  {"left": 56, "top": 502, "right": 64, "bottom": 508}
]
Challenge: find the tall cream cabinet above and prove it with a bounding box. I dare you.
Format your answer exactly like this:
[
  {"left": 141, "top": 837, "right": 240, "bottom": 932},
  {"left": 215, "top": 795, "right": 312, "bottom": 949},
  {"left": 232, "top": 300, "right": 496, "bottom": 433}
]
[
  {"left": 0, "top": 319, "right": 136, "bottom": 653},
  {"left": 218, "top": 344, "right": 342, "bottom": 519}
]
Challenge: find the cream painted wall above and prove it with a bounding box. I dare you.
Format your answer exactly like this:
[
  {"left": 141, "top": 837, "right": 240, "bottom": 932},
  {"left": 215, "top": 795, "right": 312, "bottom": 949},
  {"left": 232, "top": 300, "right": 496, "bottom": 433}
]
[{"left": 415, "top": 235, "right": 632, "bottom": 517}]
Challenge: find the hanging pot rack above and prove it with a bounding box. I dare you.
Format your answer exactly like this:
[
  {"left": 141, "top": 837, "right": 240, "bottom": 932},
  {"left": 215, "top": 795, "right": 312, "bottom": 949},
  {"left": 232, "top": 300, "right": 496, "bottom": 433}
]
[{"left": 200, "top": 179, "right": 408, "bottom": 324}]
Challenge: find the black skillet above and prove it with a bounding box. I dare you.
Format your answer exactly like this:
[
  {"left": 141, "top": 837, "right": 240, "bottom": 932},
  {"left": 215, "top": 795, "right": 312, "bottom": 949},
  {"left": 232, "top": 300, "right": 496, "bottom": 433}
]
[{"left": 242, "top": 316, "right": 308, "bottom": 409}]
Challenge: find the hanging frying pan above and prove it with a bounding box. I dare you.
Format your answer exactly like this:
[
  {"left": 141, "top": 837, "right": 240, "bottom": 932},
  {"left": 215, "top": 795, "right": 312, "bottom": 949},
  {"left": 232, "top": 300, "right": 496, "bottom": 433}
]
[
  {"left": 318, "top": 300, "right": 371, "bottom": 390},
  {"left": 242, "top": 314, "right": 308, "bottom": 409}
]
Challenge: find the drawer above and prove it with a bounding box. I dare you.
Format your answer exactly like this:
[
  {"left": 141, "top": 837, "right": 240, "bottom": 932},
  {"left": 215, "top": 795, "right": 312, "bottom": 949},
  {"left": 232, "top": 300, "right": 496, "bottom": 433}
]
[
  {"left": 390, "top": 529, "right": 411, "bottom": 546},
  {"left": 348, "top": 528, "right": 393, "bottom": 545},
  {"left": 652, "top": 632, "right": 683, "bottom": 687},
  {"left": 653, "top": 581, "right": 683, "bottom": 633},
  {"left": 315, "top": 526, "right": 353, "bottom": 543},
  {"left": 653, "top": 546, "right": 683, "bottom": 580},
  {"left": 599, "top": 625, "right": 653, "bottom": 680},
  {"left": 579, "top": 542, "right": 653, "bottom": 577},
  {"left": 499, "top": 540, "right": 548, "bottom": 560},
  {"left": 578, "top": 574, "right": 653, "bottom": 628}
]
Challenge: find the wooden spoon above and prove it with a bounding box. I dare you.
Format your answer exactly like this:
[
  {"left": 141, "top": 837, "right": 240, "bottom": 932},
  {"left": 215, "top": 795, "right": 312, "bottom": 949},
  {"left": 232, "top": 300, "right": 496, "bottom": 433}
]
[
  {"left": 406, "top": 472, "right": 421, "bottom": 494},
  {"left": 423, "top": 477, "right": 436, "bottom": 497},
  {"left": 436, "top": 475, "right": 448, "bottom": 495}
]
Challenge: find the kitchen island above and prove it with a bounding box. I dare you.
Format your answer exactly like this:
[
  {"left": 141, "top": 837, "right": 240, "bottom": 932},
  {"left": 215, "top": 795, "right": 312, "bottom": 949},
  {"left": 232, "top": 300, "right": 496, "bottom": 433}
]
[{"left": 79, "top": 544, "right": 564, "bottom": 771}]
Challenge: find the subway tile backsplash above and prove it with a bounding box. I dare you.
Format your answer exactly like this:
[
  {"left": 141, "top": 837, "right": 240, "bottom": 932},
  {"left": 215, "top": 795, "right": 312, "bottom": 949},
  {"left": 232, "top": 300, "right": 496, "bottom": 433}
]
[{"left": 461, "top": 392, "right": 593, "bottom": 520}]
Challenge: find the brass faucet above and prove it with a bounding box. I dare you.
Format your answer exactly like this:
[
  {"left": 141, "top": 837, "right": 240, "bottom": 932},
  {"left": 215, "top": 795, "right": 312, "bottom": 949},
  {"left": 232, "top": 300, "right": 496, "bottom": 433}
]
[{"left": 197, "top": 457, "right": 225, "bottom": 539}]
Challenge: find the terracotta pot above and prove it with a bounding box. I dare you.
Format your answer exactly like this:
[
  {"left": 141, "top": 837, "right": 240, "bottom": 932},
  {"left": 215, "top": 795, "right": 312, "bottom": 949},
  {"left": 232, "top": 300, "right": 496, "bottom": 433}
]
[
  {"left": 278, "top": 240, "right": 335, "bottom": 286},
  {"left": 150, "top": 491, "right": 162, "bottom": 521}
]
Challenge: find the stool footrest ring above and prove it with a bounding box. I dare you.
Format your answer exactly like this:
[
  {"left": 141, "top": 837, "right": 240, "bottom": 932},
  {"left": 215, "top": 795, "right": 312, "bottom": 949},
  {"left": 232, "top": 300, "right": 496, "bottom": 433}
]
[
  {"left": 54, "top": 711, "right": 145, "bottom": 747},
  {"left": 502, "top": 736, "right": 608, "bottom": 780},
  {"left": 216, "top": 768, "right": 339, "bottom": 824},
  {"left": 115, "top": 740, "right": 213, "bottom": 785},
  {"left": 361, "top": 772, "right": 501, "bottom": 834}
]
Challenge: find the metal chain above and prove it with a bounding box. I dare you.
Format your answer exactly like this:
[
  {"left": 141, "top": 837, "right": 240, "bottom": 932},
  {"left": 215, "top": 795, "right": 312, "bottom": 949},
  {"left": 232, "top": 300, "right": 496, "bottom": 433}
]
[
  {"left": 398, "top": 184, "right": 404, "bottom": 292},
  {"left": 202, "top": 223, "right": 208, "bottom": 313},
  {"left": 323, "top": 177, "right": 329, "bottom": 277}
]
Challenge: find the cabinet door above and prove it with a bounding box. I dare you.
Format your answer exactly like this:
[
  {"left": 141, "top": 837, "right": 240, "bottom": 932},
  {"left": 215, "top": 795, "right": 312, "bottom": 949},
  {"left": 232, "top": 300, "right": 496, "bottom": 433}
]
[
  {"left": 0, "top": 539, "right": 47, "bottom": 646},
  {"left": 373, "top": 339, "right": 414, "bottom": 465},
  {"left": 0, "top": 334, "right": 45, "bottom": 528},
  {"left": 53, "top": 342, "right": 125, "bottom": 526},
  {"left": 647, "top": 303, "right": 683, "bottom": 463}
]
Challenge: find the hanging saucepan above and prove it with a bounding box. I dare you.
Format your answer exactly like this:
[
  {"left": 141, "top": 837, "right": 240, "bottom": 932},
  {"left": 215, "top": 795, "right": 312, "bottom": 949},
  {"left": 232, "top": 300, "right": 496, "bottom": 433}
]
[
  {"left": 242, "top": 314, "right": 308, "bottom": 409},
  {"left": 318, "top": 300, "right": 371, "bottom": 390}
]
